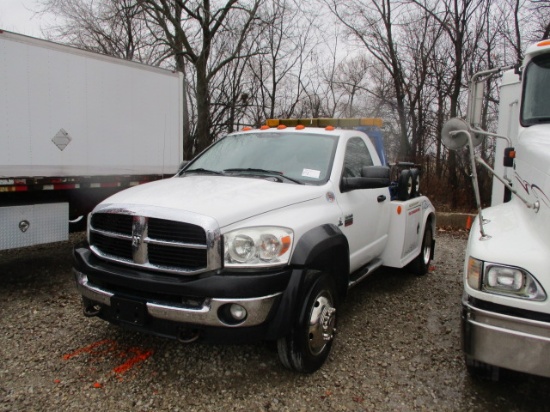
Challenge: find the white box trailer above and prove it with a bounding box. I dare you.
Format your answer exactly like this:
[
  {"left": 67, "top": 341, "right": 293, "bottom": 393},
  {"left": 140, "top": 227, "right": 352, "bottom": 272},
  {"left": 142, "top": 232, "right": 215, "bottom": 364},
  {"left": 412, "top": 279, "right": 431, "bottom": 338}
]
[{"left": 0, "top": 30, "right": 183, "bottom": 250}]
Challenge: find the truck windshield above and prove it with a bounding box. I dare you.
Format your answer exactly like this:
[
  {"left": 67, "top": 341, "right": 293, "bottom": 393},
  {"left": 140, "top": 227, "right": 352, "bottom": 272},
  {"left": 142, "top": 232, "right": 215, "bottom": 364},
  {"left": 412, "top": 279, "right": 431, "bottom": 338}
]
[
  {"left": 521, "top": 54, "right": 550, "bottom": 126},
  {"left": 182, "top": 132, "right": 339, "bottom": 184}
]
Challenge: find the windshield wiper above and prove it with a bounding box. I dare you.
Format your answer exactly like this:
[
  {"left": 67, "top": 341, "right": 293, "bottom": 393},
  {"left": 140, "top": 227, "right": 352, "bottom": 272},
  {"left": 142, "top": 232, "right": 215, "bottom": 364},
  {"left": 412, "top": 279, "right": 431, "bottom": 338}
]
[
  {"left": 223, "top": 168, "right": 304, "bottom": 184},
  {"left": 181, "top": 168, "right": 223, "bottom": 176},
  {"left": 532, "top": 117, "right": 550, "bottom": 124}
]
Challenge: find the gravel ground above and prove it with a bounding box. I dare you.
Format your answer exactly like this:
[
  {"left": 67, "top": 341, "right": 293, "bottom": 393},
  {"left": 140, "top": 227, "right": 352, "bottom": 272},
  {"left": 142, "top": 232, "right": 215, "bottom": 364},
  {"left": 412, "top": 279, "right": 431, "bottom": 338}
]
[{"left": 1, "top": 230, "right": 550, "bottom": 412}]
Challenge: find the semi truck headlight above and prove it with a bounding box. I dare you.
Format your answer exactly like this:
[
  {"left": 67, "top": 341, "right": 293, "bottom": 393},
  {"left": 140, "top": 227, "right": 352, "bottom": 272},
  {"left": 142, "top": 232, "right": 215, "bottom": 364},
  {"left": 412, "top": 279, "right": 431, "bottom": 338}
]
[
  {"left": 224, "top": 227, "right": 293, "bottom": 268},
  {"left": 483, "top": 264, "right": 546, "bottom": 301},
  {"left": 466, "top": 257, "right": 546, "bottom": 301}
]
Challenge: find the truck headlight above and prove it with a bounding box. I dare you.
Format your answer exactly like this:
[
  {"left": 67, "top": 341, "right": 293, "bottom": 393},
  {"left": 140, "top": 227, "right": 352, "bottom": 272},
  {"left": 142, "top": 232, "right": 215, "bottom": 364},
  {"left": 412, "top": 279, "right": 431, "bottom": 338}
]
[
  {"left": 466, "top": 257, "right": 546, "bottom": 301},
  {"left": 483, "top": 264, "right": 546, "bottom": 301},
  {"left": 224, "top": 227, "right": 293, "bottom": 268}
]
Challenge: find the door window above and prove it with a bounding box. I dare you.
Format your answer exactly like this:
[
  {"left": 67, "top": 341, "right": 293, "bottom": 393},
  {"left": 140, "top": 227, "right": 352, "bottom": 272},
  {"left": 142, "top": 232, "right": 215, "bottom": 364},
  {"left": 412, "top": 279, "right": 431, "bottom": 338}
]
[{"left": 342, "top": 137, "right": 374, "bottom": 178}]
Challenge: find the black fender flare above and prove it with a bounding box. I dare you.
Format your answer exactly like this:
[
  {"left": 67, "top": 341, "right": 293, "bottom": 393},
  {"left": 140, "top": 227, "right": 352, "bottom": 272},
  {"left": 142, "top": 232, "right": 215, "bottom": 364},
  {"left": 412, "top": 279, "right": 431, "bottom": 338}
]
[{"left": 265, "top": 224, "right": 349, "bottom": 340}]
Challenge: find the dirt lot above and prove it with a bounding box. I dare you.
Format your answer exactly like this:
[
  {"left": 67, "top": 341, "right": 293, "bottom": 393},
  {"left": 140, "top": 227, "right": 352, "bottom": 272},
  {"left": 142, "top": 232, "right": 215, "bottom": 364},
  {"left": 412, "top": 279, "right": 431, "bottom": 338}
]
[{"left": 1, "top": 231, "right": 550, "bottom": 411}]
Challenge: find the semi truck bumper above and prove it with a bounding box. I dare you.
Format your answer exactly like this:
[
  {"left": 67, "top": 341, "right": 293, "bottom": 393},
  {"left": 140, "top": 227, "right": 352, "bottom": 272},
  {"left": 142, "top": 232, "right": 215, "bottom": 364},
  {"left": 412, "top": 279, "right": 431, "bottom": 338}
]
[{"left": 462, "top": 297, "right": 550, "bottom": 378}]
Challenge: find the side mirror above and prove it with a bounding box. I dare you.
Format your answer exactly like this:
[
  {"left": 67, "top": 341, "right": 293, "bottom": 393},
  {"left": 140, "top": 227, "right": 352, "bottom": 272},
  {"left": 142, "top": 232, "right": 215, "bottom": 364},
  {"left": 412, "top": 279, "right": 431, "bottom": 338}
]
[
  {"left": 468, "top": 80, "right": 485, "bottom": 129},
  {"left": 441, "top": 118, "right": 483, "bottom": 150},
  {"left": 341, "top": 166, "right": 390, "bottom": 192}
]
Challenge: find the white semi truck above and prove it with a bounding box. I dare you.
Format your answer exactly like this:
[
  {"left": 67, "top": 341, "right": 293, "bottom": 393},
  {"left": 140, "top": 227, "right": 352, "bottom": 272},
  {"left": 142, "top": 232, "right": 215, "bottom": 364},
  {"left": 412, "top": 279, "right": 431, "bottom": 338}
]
[
  {"left": 442, "top": 39, "right": 550, "bottom": 380},
  {"left": 0, "top": 30, "right": 183, "bottom": 250}
]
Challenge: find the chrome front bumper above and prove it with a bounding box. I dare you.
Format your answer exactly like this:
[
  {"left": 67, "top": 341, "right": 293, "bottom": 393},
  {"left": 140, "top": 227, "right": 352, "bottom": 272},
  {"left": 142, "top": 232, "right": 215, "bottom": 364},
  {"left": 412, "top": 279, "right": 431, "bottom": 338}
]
[
  {"left": 75, "top": 270, "right": 281, "bottom": 328},
  {"left": 462, "top": 298, "right": 550, "bottom": 378}
]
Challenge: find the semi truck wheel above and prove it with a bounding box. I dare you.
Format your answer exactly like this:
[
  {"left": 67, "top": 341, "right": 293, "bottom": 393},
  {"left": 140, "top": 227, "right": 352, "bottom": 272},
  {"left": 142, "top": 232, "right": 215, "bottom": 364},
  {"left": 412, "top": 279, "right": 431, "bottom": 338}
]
[
  {"left": 277, "top": 272, "right": 338, "bottom": 373},
  {"left": 465, "top": 356, "right": 500, "bottom": 381},
  {"left": 407, "top": 224, "right": 433, "bottom": 276}
]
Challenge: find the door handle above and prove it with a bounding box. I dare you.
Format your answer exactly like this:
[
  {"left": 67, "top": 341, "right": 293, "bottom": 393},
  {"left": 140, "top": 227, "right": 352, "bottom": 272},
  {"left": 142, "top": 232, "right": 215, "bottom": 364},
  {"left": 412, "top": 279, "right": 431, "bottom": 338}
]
[{"left": 377, "top": 195, "right": 386, "bottom": 203}]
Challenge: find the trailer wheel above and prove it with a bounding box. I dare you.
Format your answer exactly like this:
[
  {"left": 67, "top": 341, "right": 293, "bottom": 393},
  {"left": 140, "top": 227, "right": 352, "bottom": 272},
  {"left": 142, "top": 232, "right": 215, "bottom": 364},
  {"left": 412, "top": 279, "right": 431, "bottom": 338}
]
[
  {"left": 277, "top": 272, "right": 338, "bottom": 373},
  {"left": 397, "top": 169, "right": 413, "bottom": 201},
  {"left": 407, "top": 224, "right": 433, "bottom": 276},
  {"left": 465, "top": 356, "right": 500, "bottom": 381}
]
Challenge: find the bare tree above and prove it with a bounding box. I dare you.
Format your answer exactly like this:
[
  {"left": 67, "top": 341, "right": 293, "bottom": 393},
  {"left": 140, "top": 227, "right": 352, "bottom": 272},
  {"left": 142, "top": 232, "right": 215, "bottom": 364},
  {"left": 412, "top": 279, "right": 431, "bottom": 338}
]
[
  {"left": 325, "top": 0, "right": 412, "bottom": 160},
  {"left": 528, "top": 0, "right": 550, "bottom": 39},
  {"left": 244, "top": 0, "right": 319, "bottom": 123},
  {"left": 40, "top": 0, "right": 165, "bottom": 64},
  {"left": 137, "top": 0, "right": 264, "bottom": 157}
]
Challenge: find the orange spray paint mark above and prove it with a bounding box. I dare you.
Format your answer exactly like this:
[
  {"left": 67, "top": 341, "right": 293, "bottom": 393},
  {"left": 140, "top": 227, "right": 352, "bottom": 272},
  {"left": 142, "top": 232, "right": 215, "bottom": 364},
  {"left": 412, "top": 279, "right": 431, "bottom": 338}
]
[
  {"left": 63, "top": 339, "right": 154, "bottom": 379},
  {"left": 62, "top": 339, "right": 115, "bottom": 360},
  {"left": 113, "top": 348, "right": 154, "bottom": 374}
]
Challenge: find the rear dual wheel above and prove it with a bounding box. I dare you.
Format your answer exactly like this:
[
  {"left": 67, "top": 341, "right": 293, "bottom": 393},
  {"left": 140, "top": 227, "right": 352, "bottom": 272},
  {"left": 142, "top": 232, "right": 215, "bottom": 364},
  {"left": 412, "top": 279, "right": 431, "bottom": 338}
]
[{"left": 408, "top": 224, "right": 433, "bottom": 276}]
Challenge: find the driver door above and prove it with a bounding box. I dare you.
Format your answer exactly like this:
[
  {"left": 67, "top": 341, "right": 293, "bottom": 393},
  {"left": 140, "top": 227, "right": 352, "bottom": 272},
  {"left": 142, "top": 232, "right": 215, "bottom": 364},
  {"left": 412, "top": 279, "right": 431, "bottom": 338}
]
[{"left": 336, "top": 136, "right": 391, "bottom": 272}]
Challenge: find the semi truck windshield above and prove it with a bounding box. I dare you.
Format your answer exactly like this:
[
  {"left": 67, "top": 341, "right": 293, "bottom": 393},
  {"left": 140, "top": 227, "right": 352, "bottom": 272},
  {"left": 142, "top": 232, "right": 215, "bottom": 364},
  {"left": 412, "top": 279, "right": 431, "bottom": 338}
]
[{"left": 521, "top": 54, "right": 550, "bottom": 126}]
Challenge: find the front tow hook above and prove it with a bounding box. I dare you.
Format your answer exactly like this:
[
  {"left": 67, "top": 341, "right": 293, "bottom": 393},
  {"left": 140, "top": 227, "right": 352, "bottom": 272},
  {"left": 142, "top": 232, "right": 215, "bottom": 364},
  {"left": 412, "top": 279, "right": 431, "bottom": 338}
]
[{"left": 83, "top": 304, "right": 101, "bottom": 317}]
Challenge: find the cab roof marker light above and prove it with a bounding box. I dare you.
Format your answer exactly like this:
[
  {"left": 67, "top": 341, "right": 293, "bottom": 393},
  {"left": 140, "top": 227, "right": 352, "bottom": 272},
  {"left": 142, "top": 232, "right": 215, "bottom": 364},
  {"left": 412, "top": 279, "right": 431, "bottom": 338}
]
[
  {"left": 265, "top": 117, "right": 383, "bottom": 129},
  {"left": 537, "top": 40, "right": 550, "bottom": 47},
  {"left": 296, "top": 125, "right": 305, "bottom": 130},
  {"left": 277, "top": 125, "right": 287, "bottom": 130},
  {"left": 260, "top": 125, "right": 270, "bottom": 130},
  {"left": 325, "top": 125, "right": 335, "bottom": 131},
  {"left": 242, "top": 126, "right": 252, "bottom": 131}
]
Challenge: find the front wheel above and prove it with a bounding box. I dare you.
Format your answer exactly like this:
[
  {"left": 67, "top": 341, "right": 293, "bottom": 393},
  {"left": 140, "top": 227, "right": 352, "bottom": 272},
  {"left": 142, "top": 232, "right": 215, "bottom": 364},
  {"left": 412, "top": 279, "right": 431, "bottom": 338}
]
[
  {"left": 407, "top": 223, "right": 433, "bottom": 276},
  {"left": 277, "top": 273, "right": 338, "bottom": 373}
]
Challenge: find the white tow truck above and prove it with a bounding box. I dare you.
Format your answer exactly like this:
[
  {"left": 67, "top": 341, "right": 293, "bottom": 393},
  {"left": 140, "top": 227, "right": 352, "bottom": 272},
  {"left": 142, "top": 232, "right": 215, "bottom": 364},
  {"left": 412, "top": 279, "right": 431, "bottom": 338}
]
[
  {"left": 442, "top": 39, "right": 550, "bottom": 379},
  {"left": 73, "top": 118, "right": 435, "bottom": 373}
]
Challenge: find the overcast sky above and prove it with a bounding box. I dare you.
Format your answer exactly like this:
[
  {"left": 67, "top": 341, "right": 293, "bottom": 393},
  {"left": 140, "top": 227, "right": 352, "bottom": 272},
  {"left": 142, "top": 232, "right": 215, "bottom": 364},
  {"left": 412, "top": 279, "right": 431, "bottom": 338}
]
[{"left": 0, "top": 0, "right": 49, "bottom": 38}]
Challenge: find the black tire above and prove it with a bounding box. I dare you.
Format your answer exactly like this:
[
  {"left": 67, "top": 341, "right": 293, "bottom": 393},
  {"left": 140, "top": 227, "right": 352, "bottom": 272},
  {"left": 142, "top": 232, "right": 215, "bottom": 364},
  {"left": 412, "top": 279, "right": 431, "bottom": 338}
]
[
  {"left": 397, "top": 169, "right": 412, "bottom": 201},
  {"left": 465, "top": 356, "right": 500, "bottom": 381},
  {"left": 410, "top": 168, "right": 420, "bottom": 198},
  {"left": 407, "top": 224, "right": 433, "bottom": 276},
  {"left": 277, "top": 272, "right": 338, "bottom": 373}
]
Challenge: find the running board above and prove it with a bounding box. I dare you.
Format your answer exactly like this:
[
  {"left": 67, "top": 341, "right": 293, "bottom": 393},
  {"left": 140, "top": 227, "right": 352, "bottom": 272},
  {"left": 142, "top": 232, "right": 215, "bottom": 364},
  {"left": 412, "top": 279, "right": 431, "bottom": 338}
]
[{"left": 348, "top": 258, "right": 383, "bottom": 289}]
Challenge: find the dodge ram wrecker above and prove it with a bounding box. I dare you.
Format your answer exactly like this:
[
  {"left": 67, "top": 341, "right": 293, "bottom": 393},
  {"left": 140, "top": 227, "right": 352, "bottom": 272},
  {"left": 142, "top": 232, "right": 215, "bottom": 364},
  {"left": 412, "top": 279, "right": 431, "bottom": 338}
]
[{"left": 73, "top": 118, "right": 436, "bottom": 373}]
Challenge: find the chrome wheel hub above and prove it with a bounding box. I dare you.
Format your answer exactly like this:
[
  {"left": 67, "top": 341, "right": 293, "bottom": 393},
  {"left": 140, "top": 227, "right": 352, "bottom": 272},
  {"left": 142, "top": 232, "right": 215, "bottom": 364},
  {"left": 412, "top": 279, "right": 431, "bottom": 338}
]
[{"left": 308, "top": 294, "right": 336, "bottom": 355}]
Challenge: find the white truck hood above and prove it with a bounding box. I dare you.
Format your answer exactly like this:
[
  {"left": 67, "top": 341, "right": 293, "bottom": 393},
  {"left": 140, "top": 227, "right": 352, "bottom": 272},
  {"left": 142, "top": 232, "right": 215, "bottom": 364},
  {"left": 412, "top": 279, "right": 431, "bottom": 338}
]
[
  {"left": 97, "top": 175, "right": 326, "bottom": 228},
  {"left": 518, "top": 124, "right": 550, "bottom": 176}
]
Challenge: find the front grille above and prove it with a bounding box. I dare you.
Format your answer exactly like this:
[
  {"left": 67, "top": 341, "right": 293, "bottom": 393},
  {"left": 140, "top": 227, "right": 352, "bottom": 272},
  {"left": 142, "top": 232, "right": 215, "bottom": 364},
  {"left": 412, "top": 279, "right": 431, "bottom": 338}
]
[
  {"left": 148, "top": 218, "right": 206, "bottom": 243},
  {"left": 90, "top": 232, "right": 133, "bottom": 260},
  {"left": 89, "top": 212, "right": 211, "bottom": 274},
  {"left": 91, "top": 213, "right": 133, "bottom": 235},
  {"left": 148, "top": 244, "right": 207, "bottom": 269}
]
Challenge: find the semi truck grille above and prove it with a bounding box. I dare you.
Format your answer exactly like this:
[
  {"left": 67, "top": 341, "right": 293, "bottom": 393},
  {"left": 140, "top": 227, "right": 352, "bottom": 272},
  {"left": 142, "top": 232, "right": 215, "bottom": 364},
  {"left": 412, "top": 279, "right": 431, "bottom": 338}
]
[{"left": 89, "top": 212, "right": 212, "bottom": 274}]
